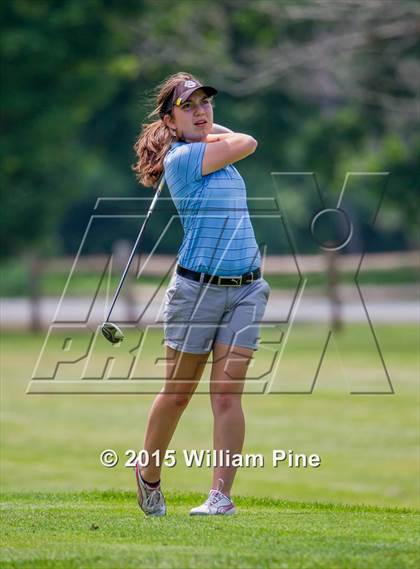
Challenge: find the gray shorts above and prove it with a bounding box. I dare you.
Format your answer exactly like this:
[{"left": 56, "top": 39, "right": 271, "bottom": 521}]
[{"left": 163, "top": 273, "right": 270, "bottom": 354}]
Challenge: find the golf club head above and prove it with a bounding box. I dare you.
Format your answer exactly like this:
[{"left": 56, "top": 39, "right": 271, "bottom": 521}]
[{"left": 101, "top": 322, "right": 124, "bottom": 344}]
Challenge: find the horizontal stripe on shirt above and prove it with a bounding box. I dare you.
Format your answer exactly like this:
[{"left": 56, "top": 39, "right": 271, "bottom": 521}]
[{"left": 163, "top": 141, "right": 260, "bottom": 276}]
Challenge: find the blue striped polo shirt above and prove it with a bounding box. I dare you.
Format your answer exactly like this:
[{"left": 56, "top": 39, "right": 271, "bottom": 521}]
[{"left": 163, "top": 140, "right": 261, "bottom": 276}]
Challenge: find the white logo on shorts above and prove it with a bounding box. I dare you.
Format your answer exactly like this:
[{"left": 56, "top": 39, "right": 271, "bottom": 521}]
[{"left": 184, "top": 80, "right": 197, "bottom": 88}]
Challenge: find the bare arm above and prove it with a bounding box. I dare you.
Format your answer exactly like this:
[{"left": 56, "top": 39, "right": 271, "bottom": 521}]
[
  {"left": 211, "top": 123, "right": 234, "bottom": 134},
  {"left": 202, "top": 132, "right": 257, "bottom": 175}
]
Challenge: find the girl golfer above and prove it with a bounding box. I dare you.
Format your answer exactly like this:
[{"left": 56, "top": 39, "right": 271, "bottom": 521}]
[{"left": 133, "top": 72, "right": 270, "bottom": 516}]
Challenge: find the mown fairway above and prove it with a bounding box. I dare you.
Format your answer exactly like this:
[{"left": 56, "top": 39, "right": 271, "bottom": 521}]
[
  {"left": 1, "top": 325, "right": 419, "bottom": 568},
  {"left": 1, "top": 491, "right": 419, "bottom": 569}
]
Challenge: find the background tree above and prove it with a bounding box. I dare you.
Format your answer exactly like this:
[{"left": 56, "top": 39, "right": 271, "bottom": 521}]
[{"left": 1, "top": 0, "right": 418, "bottom": 260}]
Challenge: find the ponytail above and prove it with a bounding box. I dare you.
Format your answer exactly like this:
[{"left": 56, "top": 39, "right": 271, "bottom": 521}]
[{"left": 133, "top": 117, "right": 173, "bottom": 188}]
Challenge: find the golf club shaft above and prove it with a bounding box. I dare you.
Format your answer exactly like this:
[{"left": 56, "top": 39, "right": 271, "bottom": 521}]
[{"left": 104, "top": 174, "right": 166, "bottom": 323}]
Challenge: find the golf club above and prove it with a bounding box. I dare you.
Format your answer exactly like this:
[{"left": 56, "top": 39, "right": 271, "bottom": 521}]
[{"left": 101, "top": 173, "right": 166, "bottom": 344}]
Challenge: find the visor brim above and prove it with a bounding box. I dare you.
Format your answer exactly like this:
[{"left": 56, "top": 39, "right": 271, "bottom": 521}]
[{"left": 177, "top": 85, "right": 218, "bottom": 105}]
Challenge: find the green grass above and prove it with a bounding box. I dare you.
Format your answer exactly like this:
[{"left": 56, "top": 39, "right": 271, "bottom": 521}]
[
  {"left": 1, "top": 491, "right": 418, "bottom": 569},
  {"left": 1, "top": 326, "right": 419, "bottom": 568}
]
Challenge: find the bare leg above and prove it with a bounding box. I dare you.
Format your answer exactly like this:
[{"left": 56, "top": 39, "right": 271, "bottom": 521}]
[
  {"left": 140, "top": 346, "right": 210, "bottom": 483},
  {"left": 210, "top": 342, "right": 254, "bottom": 496}
]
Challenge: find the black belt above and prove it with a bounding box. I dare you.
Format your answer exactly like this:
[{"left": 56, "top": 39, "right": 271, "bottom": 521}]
[{"left": 177, "top": 265, "right": 261, "bottom": 287}]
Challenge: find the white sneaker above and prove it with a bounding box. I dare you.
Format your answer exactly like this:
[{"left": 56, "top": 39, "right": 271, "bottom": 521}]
[
  {"left": 135, "top": 462, "right": 166, "bottom": 517},
  {"left": 190, "top": 479, "right": 236, "bottom": 516}
]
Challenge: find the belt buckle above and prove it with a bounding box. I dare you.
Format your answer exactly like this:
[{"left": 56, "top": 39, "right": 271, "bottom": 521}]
[{"left": 218, "top": 275, "right": 243, "bottom": 287}]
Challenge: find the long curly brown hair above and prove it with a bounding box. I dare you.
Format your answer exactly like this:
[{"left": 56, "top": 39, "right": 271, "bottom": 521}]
[{"left": 133, "top": 71, "right": 204, "bottom": 188}]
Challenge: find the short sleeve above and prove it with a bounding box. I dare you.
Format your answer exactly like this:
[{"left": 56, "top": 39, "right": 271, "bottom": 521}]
[{"left": 164, "top": 142, "right": 206, "bottom": 188}]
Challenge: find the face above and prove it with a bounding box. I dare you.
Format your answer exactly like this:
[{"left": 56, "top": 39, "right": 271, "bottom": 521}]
[{"left": 164, "top": 88, "right": 214, "bottom": 142}]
